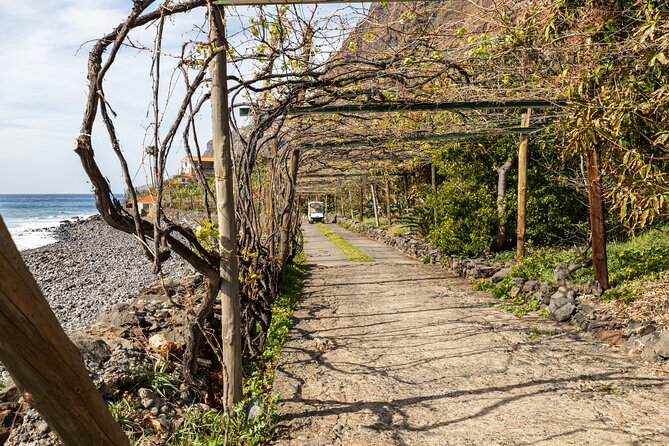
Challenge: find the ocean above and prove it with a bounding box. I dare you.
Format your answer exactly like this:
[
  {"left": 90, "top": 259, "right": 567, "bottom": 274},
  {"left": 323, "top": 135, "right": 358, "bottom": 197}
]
[{"left": 0, "top": 194, "right": 99, "bottom": 250}]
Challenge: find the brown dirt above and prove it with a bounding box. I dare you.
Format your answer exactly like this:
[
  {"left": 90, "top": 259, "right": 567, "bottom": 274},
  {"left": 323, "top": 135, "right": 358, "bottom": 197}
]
[{"left": 273, "top": 223, "right": 669, "bottom": 445}]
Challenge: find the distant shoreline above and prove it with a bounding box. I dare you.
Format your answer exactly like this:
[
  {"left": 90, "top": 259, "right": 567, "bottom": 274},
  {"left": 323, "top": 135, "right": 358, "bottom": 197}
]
[{"left": 20, "top": 216, "right": 192, "bottom": 332}]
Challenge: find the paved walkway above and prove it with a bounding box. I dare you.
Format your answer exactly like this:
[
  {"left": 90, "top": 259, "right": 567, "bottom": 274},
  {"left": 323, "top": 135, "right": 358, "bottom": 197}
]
[{"left": 273, "top": 224, "right": 669, "bottom": 445}]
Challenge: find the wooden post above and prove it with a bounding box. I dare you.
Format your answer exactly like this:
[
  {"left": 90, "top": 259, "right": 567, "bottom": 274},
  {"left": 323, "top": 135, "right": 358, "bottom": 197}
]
[
  {"left": 371, "top": 184, "right": 380, "bottom": 227},
  {"left": 349, "top": 189, "right": 354, "bottom": 219},
  {"left": 385, "top": 178, "right": 392, "bottom": 228},
  {"left": 268, "top": 139, "right": 276, "bottom": 258},
  {"left": 0, "top": 217, "right": 129, "bottom": 446},
  {"left": 516, "top": 108, "right": 532, "bottom": 258},
  {"left": 586, "top": 145, "right": 610, "bottom": 289},
  {"left": 359, "top": 186, "right": 363, "bottom": 222},
  {"left": 431, "top": 164, "right": 438, "bottom": 224},
  {"left": 279, "top": 148, "right": 300, "bottom": 277},
  {"left": 209, "top": 3, "right": 242, "bottom": 412}
]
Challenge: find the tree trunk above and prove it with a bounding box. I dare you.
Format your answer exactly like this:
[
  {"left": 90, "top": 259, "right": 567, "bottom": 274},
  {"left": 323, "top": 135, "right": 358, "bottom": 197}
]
[
  {"left": 208, "top": 2, "right": 242, "bottom": 412},
  {"left": 586, "top": 145, "right": 610, "bottom": 289},
  {"left": 385, "top": 178, "right": 392, "bottom": 228},
  {"left": 494, "top": 156, "right": 515, "bottom": 251},
  {"left": 516, "top": 109, "right": 532, "bottom": 258},
  {"left": 359, "top": 186, "right": 363, "bottom": 222},
  {"left": 371, "top": 184, "right": 380, "bottom": 227},
  {"left": 279, "top": 148, "right": 300, "bottom": 277},
  {"left": 0, "top": 217, "right": 128, "bottom": 446},
  {"left": 431, "top": 164, "right": 438, "bottom": 224}
]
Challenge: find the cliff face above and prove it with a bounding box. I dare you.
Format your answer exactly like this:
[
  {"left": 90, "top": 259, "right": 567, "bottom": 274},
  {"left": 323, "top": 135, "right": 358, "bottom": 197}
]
[{"left": 342, "top": 0, "right": 525, "bottom": 62}]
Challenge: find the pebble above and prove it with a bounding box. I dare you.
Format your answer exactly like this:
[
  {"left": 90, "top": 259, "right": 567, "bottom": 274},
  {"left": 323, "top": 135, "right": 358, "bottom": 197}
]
[
  {"left": 20, "top": 216, "right": 192, "bottom": 332},
  {"left": 0, "top": 216, "right": 193, "bottom": 383}
]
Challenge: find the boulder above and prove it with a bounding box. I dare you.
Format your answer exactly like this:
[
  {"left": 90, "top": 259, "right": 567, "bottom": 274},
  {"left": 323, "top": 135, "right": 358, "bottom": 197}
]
[
  {"left": 652, "top": 333, "right": 669, "bottom": 359},
  {"left": 522, "top": 280, "right": 539, "bottom": 293},
  {"left": 585, "top": 280, "right": 604, "bottom": 297},
  {"left": 490, "top": 268, "right": 511, "bottom": 284},
  {"left": 641, "top": 340, "right": 663, "bottom": 363},
  {"left": 549, "top": 295, "right": 576, "bottom": 322}
]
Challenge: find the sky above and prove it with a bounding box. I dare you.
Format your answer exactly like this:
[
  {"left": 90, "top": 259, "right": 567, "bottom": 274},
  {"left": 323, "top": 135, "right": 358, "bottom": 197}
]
[
  {"left": 0, "top": 1, "right": 360, "bottom": 195},
  {"left": 0, "top": 1, "right": 212, "bottom": 194}
]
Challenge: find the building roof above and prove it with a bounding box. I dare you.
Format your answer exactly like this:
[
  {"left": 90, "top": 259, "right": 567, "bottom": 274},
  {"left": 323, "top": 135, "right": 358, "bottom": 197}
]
[{"left": 137, "top": 195, "right": 157, "bottom": 204}]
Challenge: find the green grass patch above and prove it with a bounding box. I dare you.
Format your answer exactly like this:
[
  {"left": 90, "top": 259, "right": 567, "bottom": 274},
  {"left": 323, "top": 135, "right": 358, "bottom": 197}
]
[
  {"left": 316, "top": 223, "right": 374, "bottom": 262},
  {"left": 493, "top": 225, "right": 669, "bottom": 305},
  {"left": 526, "top": 324, "right": 558, "bottom": 343}
]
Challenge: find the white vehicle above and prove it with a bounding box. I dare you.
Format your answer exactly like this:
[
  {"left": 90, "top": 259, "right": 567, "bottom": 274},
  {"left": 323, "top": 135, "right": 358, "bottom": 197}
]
[{"left": 307, "top": 201, "right": 325, "bottom": 224}]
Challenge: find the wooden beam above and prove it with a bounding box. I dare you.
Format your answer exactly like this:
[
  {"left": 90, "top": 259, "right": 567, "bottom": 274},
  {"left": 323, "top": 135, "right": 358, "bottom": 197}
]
[
  {"left": 431, "top": 163, "right": 438, "bottom": 225},
  {"left": 385, "top": 178, "right": 392, "bottom": 228},
  {"left": 0, "top": 217, "right": 129, "bottom": 446},
  {"left": 286, "top": 99, "right": 566, "bottom": 116},
  {"left": 299, "top": 127, "right": 546, "bottom": 150},
  {"left": 586, "top": 145, "right": 610, "bottom": 289},
  {"left": 516, "top": 109, "right": 532, "bottom": 258}
]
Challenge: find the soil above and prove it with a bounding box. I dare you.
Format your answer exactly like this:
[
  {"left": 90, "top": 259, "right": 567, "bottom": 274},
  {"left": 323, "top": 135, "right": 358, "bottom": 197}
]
[{"left": 272, "top": 222, "right": 669, "bottom": 445}]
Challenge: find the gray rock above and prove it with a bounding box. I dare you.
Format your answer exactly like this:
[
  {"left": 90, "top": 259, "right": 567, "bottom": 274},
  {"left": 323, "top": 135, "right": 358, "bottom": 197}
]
[
  {"left": 69, "top": 332, "right": 112, "bottom": 365},
  {"left": 510, "top": 278, "right": 525, "bottom": 287},
  {"left": 653, "top": 333, "right": 669, "bottom": 359},
  {"left": 550, "top": 290, "right": 567, "bottom": 301},
  {"left": 522, "top": 280, "right": 538, "bottom": 293},
  {"left": 490, "top": 268, "right": 511, "bottom": 284},
  {"left": 510, "top": 286, "right": 522, "bottom": 298},
  {"left": 577, "top": 305, "right": 596, "bottom": 318},
  {"left": 138, "top": 388, "right": 159, "bottom": 409},
  {"left": 549, "top": 294, "right": 576, "bottom": 322},
  {"left": 585, "top": 280, "right": 604, "bottom": 297},
  {"left": 552, "top": 302, "right": 576, "bottom": 322},
  {"left": 245, "top": 397, "right": 263, "bottom": 421},
  {"left": 622, "top": 336, "right": 643, "bottom": 355},
  {"left": 641, "top": 340, "right": 663, "bottom": 363}
]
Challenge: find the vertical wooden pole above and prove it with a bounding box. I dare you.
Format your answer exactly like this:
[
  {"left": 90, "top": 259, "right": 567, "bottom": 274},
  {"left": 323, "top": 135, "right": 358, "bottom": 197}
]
[
  {"left": 516, "top": 108, "right": 532, "bottom": 258},
  {"left": 586, "top": 145, "right": 610, "bottom": 289},
  {"left": 349, "top": 189, "right": 354, "bottom": 219},
  {"left": 385, "top": 178, "right": 392, "bottom": 228},
  {"left": 209, "top": 3, "right": 242, "bottom": 412},
  {"left": 268, "top": 138, "right": 276, "bottom": 258},
  {"left": 359, "top": 186, "right": 363, "bottom": 222},
  {"left": 0, "top": 218, "right": 129, "bottom": 445},
  {"left": 431, "top": 164, "right": 438, "bottom": 224},
  {"left": 371, "top": 184, "right": 380, "bottom": 227}
]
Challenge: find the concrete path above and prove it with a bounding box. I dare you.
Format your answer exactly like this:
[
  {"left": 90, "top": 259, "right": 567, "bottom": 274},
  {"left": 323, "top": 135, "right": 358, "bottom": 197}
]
[
  {"left": 273, "top": 224, "right": 669, "bottom": 445},
  {"left": 326, "top": 223, "right": 416, "bottom": 265},
  {"left": 301, "top": 222, "right": 351, "bottom": 267}
]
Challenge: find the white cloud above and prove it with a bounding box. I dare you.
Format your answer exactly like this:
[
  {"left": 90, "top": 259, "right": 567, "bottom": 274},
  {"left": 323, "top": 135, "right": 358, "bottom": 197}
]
[{"left": 0, "top": 1, "right": 211, "bottom": 194}]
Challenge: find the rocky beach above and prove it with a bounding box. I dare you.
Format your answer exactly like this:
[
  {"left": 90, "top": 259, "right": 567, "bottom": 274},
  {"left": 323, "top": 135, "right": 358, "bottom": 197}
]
[{"left": 20, "top": 215, "right": 194, "bottom": 333}]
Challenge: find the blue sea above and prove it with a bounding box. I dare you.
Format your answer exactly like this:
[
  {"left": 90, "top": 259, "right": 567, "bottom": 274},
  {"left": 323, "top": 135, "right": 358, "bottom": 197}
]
[{"left": 0, "top": 194, "right": 99, "bottom": 250}]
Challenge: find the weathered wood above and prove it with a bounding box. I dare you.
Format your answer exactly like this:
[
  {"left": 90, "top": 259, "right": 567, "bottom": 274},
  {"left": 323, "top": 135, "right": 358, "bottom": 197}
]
[
  {"left": 385, "top": 178, "right": 392, "bottom": 228},
  {"left": 516, "top": 108, "right": 532, "bottom": 258},
  {"left": 0, "top": 217, "right": 128, "bottom": 446},
  {"left": 371, "top": 184, "right": 380, "bottom": 227},
  {"left": 209, "top": 2, "right": 242, "bottom": 411},
  {"left": 279, "top": 148, "right": 301, "bottom": 275},
  {"left": 586, "top": 145, "right": 610, "bottom": 289},
  {"left": 494, "top": 156, "right": 515, "bottom": 251},
  {"left": 431, "top": 164, "right": 438, "bottom": 224}
]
